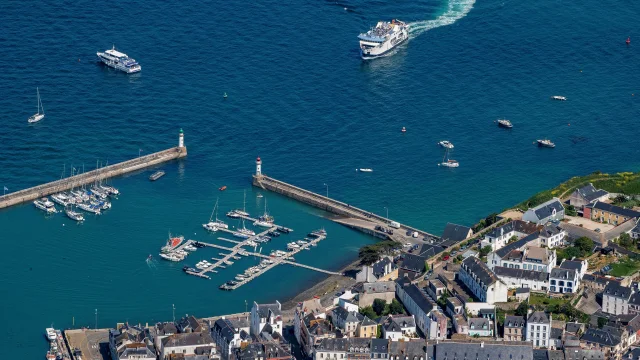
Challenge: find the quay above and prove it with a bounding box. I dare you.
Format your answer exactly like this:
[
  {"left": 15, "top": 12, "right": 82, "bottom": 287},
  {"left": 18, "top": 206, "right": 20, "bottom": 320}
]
[
  {"left": 251, "top": 157, "right": 439, "bottom": 244},
  {"left": 0, "top": 129, "right": 187, "bottom": 210}
]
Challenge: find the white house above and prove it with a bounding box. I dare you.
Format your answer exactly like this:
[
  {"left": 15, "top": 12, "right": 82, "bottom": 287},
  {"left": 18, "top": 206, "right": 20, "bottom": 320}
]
[
  {"left": 538, "top": 223, "right": 567, "bottom": 248},
  {"left": 468, "top": 318, "right": 493, "bottom": 337},
  {"left": 522, "top": 198, "right": 565, "bottom": 225},
  {"left": 602, "top": 282, "right": 634, "bottom": 315},
  {"left": 558, "top": 259, "right": 588, "bottom": 279},
  {"left": 109, "top": 326, "right": 155, "bottom": 360},
  {"left": 459, "top": 257, "right": 508, "bottom": 304},
  {"left": 549, "top": 268, "right": 579, "bottom": 294},
  {"left": 250, "top": 301, "right": 283, "bottom": 336},
  {"left": 212, "top": 317, "right": 249, "bottom": 360},
  {"left": 395, "top": 279, "right": 435, "bottom": 336},
  {"left": 338, "top": 298, "right": 359, "bottom": 312},
  {"left": 492, "top": 267, "right": 549, "bottom": 292},
  {"left": 355, "top": 257, "right": 396, "bottom": 283},
  {"left": 526, "top": 311, "right": 551, "bottom": 348},
  {"left": 426, "top": 310, "right": 448, "bottom": 340},
  {"left": 486, "top": 233, "right": 541, "bottom": 270},
  {"left": 569, "top": 183, "right": 609, "bottom": 210},
  {"left": 380, "top": 315, "right": 417, "bottom": 341},
  {"left": 481, "top": 220, "right": 539, "bottom": 251},
  {"left": 488, "top": 245, "right": 556, "bottom": 273}
]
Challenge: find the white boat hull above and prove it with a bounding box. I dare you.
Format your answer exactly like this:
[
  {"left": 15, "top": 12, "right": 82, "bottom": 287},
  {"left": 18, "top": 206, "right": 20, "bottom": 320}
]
[{"left": 28, "top": 113, "right": 44, "bottom": 123}]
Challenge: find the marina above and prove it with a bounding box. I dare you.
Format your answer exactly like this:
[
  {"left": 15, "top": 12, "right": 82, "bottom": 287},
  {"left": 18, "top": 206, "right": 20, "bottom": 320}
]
[{"left": 0, "top": 130, "right": 186, "bottom": 210}]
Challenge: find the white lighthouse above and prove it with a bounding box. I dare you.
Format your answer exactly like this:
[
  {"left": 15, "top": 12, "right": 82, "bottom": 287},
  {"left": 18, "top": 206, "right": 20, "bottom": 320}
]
[
  {"left": 178, "top": 128, "right": 184, "bottom": 148},
  {"left": 256, "top": 157, "right": 262, "bottom": 177}
]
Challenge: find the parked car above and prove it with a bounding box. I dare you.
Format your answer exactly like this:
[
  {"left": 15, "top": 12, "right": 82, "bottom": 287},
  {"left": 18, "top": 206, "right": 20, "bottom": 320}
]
[
  {"left": 595, "top": 228, "right": 601, "bottom": 233},
  {"left": 443, "top": 255, "right": 450, "bottom": 261},
  {"left": 451, "top": 250, "right": 458, "bottom": 256}
]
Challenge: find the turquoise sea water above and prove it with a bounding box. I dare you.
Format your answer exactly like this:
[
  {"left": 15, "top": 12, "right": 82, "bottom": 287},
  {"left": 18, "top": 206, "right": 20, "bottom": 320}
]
[{"left": 1, "top": 0, "right": 640, "bottom": 357}]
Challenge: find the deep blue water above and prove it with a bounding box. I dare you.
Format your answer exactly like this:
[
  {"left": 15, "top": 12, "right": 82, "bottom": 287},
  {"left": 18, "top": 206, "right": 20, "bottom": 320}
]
[{"left": 1, "top": 0, "right": 640, "bottom": 357}]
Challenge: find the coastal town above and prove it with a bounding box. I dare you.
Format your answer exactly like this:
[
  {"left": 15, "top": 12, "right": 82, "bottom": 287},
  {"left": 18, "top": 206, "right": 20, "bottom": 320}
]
[{"left": 42, "top": 172, "right": 640, "bottom": 360}]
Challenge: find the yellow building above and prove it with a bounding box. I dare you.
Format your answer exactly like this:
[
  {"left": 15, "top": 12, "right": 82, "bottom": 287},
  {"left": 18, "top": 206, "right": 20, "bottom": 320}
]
[{"left": 356, "top": 317, "right": 378, "bottom": 338}]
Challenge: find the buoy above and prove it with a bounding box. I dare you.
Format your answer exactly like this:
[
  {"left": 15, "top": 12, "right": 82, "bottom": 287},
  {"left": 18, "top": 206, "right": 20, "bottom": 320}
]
[
  {"left": 627, "top": 37, "right": 631, "bottom": 45},
  {"left": 568, "top": 123, "right": 570, "bottom": 126}
]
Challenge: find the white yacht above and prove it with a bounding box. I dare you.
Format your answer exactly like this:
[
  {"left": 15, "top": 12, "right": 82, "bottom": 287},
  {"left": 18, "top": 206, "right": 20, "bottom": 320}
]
[
  {"left": 245, "top": 240, "right": 258, "bottom": 247},
  {"left": 77, "top": 203, "right": 101, "bottom": 215},
  {"left": 28, "top": 87, "right": 45, "bottom": 123},
  {"left": 97, "top": 46, "right": 141, "bottom": 73},
  {"left": 65, "top": 208, "right": 85, "bottom": 222},
  {"left": 159, "top": 253, "right": 182, "bottom": 262},
  {"left": 50, "top": 193, "right": 70, "bottom": 206},
  {"left": 204, "top": 198, "right": 228, "bottom": 231},
  {"left": 438, "top": 148, "right": 459, "bottom": 168},
  {"left": 287, "top": 242, "right": 300, "bottom": 251},
  {"left": 45, "top": 328, "right": 57, "bottom": 342},
  {"left": 359, "top": 20, "right": 409, "bottom": 59},
  {"left": 551, "top": 96, "right": 567, "bottom": 101},
  {"left": 438, "top": 140, "right": 454, "bottom": 149},
  {"left": 34, "top": 199, "right": 56, "bottom": 214},
  {"left": 203, "top": 223, "right": 219, "bottom": 232},
  {"left": 357, "top": 168, "right": 373, "bottom": 172}
]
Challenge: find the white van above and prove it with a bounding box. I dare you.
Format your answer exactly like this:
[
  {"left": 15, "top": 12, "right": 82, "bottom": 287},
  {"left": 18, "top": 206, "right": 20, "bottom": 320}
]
[{"left": 389, "top": 221, "right": 401, "bottom": 229}]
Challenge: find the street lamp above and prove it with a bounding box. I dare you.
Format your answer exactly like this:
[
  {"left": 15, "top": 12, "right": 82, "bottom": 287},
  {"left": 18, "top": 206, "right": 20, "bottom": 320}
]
[{"left": 323, "top": 183, "right": 329, "bottom": 198}]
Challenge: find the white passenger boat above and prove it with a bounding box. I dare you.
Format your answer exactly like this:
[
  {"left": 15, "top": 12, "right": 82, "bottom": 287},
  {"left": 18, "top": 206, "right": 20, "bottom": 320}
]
[
  {"left": 45, "top": 328, "right": 57, "bottom": 342},
  {"left": 438, "top": 140, "right": 454, "bottom": 149},
  {"left": 34, "top": 199, "right": 57, "bottom": 214},
  {"left": 97, "top": 46, "right": 141, "bottom": 73},
  {"left": 203, "top": 223, "right": 219, "bottom": 232},
  {"left": 28, "top": 88, "right": 45, "bottom": 123},
  {"left": 551, "top": 95, "right": 567, "bottom": 101},
  {"left": 358, "top": 19, "right": 408, "bottom": 59},
  {"left": 537, "top": 139, "right": 556, "bottom": 148},
  {"left": 287, "top": 242, "right": 300, "bottom": 251},
  {"left": 497, "top": 119, "right": 513, "bottom": 128}
]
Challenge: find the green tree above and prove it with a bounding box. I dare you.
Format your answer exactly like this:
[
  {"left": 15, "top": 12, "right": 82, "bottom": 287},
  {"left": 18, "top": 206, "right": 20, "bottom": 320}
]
[
  {"left": 619, "top": 233, "right": 633, "bottom": 249},
  {"left": 388, "top": 299, "right": 404, "bottom": 315},
  {"left": 359, "top": 306, "right": 377, "bottom": 320},
  {"left": 376, "top": 324, "right": 382, "bottom": 338},
  {"left": 479, "top": 245, "right": 492, "bottom": 257},
  {"left": 507, "top": 235, "right": 518, "bottom": 244},
  {"left": 372, "top": 299, "right": 386, "bottom": 316},
  {"left": 485, "top": 213, "right": 499, "bottom": 227},
  {"left": 598, "top": 317, "right": 608, "bottom": 329},
  {"left": 437, "top": 295, "right": 448, "bottom": 309},
  {"left": 575, "top": 237, "right": 594, "bottom": 254},
  {"left": 514, "top": 301, "right": 529, "bottom": 316},
  {"left": 565, "top": 204, "right": 577, "bottom": 216}
]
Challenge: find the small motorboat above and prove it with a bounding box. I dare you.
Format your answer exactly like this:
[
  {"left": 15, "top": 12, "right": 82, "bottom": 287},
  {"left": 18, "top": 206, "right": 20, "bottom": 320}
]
[
  {"left": 65, "top": 208, "right": 85, "bottom": 221},
  {"left": 276, "top": 226, "right": 291, "bottom": 234},
  {"left": 159, "top": 253, "right": 182, "bottom": 262},
  {"left": 149, "top": 170, "right": 165, "bottom": 181},
  {"left": 497, "top": 119, "right": 513, "bottom": 128},
  {"left": 226, "top": 211, "right": 241, "bottom": 218},
  {"left": 357, "top": 168, "right": 373, "bottom": 172},
  {"left": 224, "top": 92, "right": 228, "bottom": 99},
  {"left": 438, "top": 140, "right": 454, "bottom": 149},
  {"left": 219, "top": 185, "right": 227, "bottom": 191},
  {"left": 147, "top": 254, "right": 153, "bottom": 261},
  {"left": 551, "top": 96, "right": 567, "bottom": 101},
  {"left": 626, "top": 37, "right": 631, "bottom": 45},
  {"left": 257, "top": 193, "right": 263, "bottom": 198},
  {"left": 537, "top": 139, "right": 556, "bottom": 148},
  {"left": 401, "top": 127, "right": 406, "bottom": 133}
]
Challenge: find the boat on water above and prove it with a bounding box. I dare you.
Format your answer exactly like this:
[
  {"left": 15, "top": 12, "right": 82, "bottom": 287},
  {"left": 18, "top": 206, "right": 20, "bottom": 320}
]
[
  {"left": 551, "top": 96, "right": 567, "bottom": 101},
  {"left": 401, "top": 127, "right": 407, "bottom": 133},
  {"left": 45, "top": 328, "right": 57, "bottom": 342},
  {"left": 97, "top": 46, "right": 141, "bottom": 73},
  {"left": 357, "top": 168, "right": 373, "bottom": 172},
  {"left": 287, "top": 242, "right": 300, "bottom": 250},
  {"left": 77, "top": 203, "right": 101, "bottom": 215},
  {"left": 50, "top": 193, "right": 71, "bottom": 206},
  {"left": 219, "top": 185, "right": 227, "bottom": 191},
  {"left": 358, "top": 19, "right": 408, "bottom": 59},
  {"left": 182, "top": 266, "right": 197, "bottom": 273},
  {"left": 497, "top": 119, "right": 513, "bottom": 128},
  {"left": 438, "top": 149, "right": 459, "bottom": 168},
  {"left": 65, "top": 208, "right": 85, "bottom": 222},
  {"left": 254, "top": 219, "right": 273, "bottom": 228},
  {"left": 268, "top": 230, "right": 280, "bottom": 237},
  {"left": 235, "top": 274, "right": 246, "bottom": 281},
  {"left": 296, "top": 240, "right": 308, "bottom": 246},
  {"left": 246, "top": 240, "right": 258, "bottom": 247},
  {"left": 203, "top": 198, "right": 228, "bottom": 231},
  {"left": 257, "top": 193, "right": 263, "bottom": 198},
  {"left": 90, "top": 186, "right": 108, "bottom": 200},
  {"left": 276, "top": 226, "right": 291, "bottom": 234},
  {"left": 226, "top": 211, "right": 241, "bottom": 218},
  {"left": 161, "top": 235, "right": 184, "bottom": 253},
  {"left": 238, "top": 227, "right": 255, "bottom": 237},
  {"left": 227, "top": 280, "right": 238, "bottom": 286},
  {"left": 149, "top": 171, "right": 165, "bottom": 181},
  {"left": 184, "top": 245, "right": 197, "bottom": 252},
  {"left": 311, "top": 228, "right": 327, "bottom": 236},
  {"left": 438, "top": 140, "right": 454, "bottom": 149},
  {"left": 34, "top": 199, "right": 56, "bottom": 214},
  {"left": 28, "top": 88, "right": 45, "bottom": 123},
  {"left": 159, "top": 253, "right": 182, "bottom": 262},
  {"left": 100, "top": 185, "right": 119, "bottom": 196},
  {"left": 537, "top": 139, "right": 556, "bottom": 148}
]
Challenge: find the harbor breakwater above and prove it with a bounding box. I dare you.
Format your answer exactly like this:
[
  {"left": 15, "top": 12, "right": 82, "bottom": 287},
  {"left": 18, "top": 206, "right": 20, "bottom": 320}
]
[
  {"left": 0, "top": 146, "right": 186, "bottom": 209},
  {"left": 252, "top": 174, "right": 438, "bottom": 240}
]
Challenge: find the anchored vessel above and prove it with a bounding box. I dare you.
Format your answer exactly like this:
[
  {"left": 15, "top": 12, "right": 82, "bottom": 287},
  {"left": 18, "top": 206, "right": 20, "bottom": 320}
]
[
  {"left": 358, "top": 20, "right": 408, "bottom": 59},
  {"left": 28, "top": 87, "right": 45, "bottom": 123},
  {"left": 497, "top": 119, "right": 513, "bottom": 128},
  {"left": 551, "top": 96, "right": 567, "bottom": 101},
  {"left": 438, "top": 148, "right": 459, "bottom": 168},
  {"left": 97, "top": 46, "right": 141, "bottom": 73},
  {"left": 438, "top": 140, "right": 454, "bottom": 149},
  {"left": 537, "top": 139, "right": 556, "bottom": 148},
  {"left": 149, "top": 171, "right": 165, "bottom": 181}
]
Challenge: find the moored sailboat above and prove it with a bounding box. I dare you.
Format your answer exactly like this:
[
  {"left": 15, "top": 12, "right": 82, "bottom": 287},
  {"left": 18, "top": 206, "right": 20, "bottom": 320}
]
[{"left": 27, "top": 87, "right": 45, "bottom": 123}]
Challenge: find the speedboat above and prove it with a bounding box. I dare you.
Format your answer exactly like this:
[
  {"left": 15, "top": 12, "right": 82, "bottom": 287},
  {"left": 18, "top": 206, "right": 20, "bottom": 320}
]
[
  {"left": 257, "top": 193, "right": 263, "bottom": 198},
  {"left": 276, "top": 226, "right": 290, "bottom": 234},
  {"left": 297, "top": 240, "right": 308, "bottom": 246},
  {"left": 253, "top": 220, "right": 273, "bottom": 228},
  {"left": 203, "top": 223, "right": 219, "bottom": 232},
  {"left": 34, "top": 199, "right": 56, "bottom": 214},
  {"left": 438, "top": 140, "right": 454, "bottom": 149},
  {"left": 65, "top": 208, "right": 85, "bottom": 222},
  {"left": 497, "top": 119, "right": 513, "bottom": 128},
  {"left": 227, "top": 280, "right": 238, "bottom": 286},
  {"left": 537, "top": 139, "right": 556, "bottom": 148},
  {"left": 159, "top": 253, "right": 182, "bottom": 262},
  {"left": 161, "top": 235, "right": 184, "bottom": 253},
  {"left": 235, "top": 274, "right": 246, "bottom": 281},
  {"left": 219, "top": 186, "right": 227, "bottom": 191},
  {"left": 226, "top": 211, "right": 241, "bottom": 218},
  {"left": 268, "top": 231, "right": 280, "bottom": 237},
  {"left": 311, "top": 229, "right": 327, "bottom": 236},
  {"left": 45, "top": 328, "right": 57, "bottom": 342},
  {"left": 357, "top": 168, "right": 373, "bottom": 172},
  {"left": 184, "top": 245, "right": 197, "bottom": 252},
  {"left": 100, "top": 185, "right": 119, "bottom": 196},
  {"left": 182, "top": 266, "right": 197, "bottom": 273},
  {"left": 551, "top": 96, "right": 567, "bottom": 101}
]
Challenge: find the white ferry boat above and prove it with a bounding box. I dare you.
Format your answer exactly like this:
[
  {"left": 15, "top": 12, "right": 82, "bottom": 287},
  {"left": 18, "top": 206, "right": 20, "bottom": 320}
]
[
  {"left": 97, "top": 46, "right": 141, "bottom": 73},
  {"left": 358, "top": 20, "right": 408, "bottom": 59}
]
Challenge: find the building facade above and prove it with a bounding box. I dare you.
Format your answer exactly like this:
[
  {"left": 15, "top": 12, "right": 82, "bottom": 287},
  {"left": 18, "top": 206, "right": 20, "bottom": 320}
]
[
  {"left": 522, "top": 197, "right": 565, "bottom": 225},
  {"left": 526, "top": 311, "right": 551, "bottom": 348},
  {"left": 459, "top": 257, "right": 508, "bottom": 304}
]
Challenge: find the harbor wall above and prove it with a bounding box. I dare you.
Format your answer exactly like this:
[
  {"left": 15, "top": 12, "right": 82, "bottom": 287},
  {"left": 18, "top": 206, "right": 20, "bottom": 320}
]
[
  {"left": 252, "top": 174, "right": 438, "bottom": 239},
  {"left": 0, "top": 147, "right": 187, "bottom": 209}
]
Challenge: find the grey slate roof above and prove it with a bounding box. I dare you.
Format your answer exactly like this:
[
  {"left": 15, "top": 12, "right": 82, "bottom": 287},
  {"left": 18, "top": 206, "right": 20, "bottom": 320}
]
[
  {"left": 629, "top": 292, "right": 640, "bottom": 306},
  {"left": 370, "top": 338, "right": 389, "bottom": 354},
  {"left": 432, "top": 342, "right": 532, "bottom": 360},
  {"left": 548, "top": 350, "right": 565, "bottom": 360},
  {"left": 383, "top": 315, "right": 416, "bottom": 332},
  {"left": 550, "top": 327, "right": 563, "bottom": 340},
  {"left": 441, "top": 223, "right": 472, "bottom": 242},
  {"left": 581, "top": 327, "right": 622, "bottom": 347},
  {"left": 360, "top": 316, "right": 377, "bottom": 327},
  {"left": 400, "top": 253, "right": 427, "bottom": 273},
  {"left": 362, "top": 281, "right": 395, "bottom": 294},
  {"left": 575, "top": 184, "right": 609, "bottom": 203},
  {"left": 402, "top": 284, "right": 435, "bottom": 314},
  {"left": 486, "top": 220, "right": 539, "bottom": 239},
  {"left": 416, "top": 244, "right": 445, "bottom": 258},
  {"left": 528, "top": 311, "right": 550, "bottom": 324},
  {"left": 468, "top": 317, "right": 490, "bottom": 330},
  {"left": 213, "top": 319, "right": 236, "bottom": 343},
  {"left": 316, "top": 338, "right": 372, "bottom": 352},
  {"left": 540, "top": 223, "right": 563, "bottom": 238},
  {"left": 333, "top": 307, "right": 363, "bottom": 324},
  {"left": 255, "top": 302, "right": 282, "bottom": 318},
  {"left": 603, "top": 282, "right": 633, "bottom": 300},
  {"left": 495, "top": 231, "right": 541, "bottom": 257},
  {"left": 372, "top": 257, "right": 396, "bottom": 277},
  {"left": 591, "top": 201, "right": 640, "bottom": 219},
  {"left": 565, "top": 322, "right": 585, "bottom": 334},
  {"left": 461, "top": 256, "right": 500, "bottom": 286},
  {"left": 388, "top": 339, "right": 425, "bottom": 358},
  {"left": 504, "top": 315, "right": 526, "bottom": 328},
  {"left": 559, "top": 259, "right": 584, "bottom": 271},
  {"left": 564, "top": 348, "right": 605, "bottom": 360},
  {"left": 550, "top": 268, "right": 577, "bottom": 280},
  {"left": 161, "top": 332, "right": 214, "bottom": 348},
  {"left": 530, "top": 198, "right": 565, "bottom": 221},
  {"left": 494, "top": 266, "right": 548, "bottom": 282},
  {"left": 516, "top": 287, "right": 530, "bottom": 294}
]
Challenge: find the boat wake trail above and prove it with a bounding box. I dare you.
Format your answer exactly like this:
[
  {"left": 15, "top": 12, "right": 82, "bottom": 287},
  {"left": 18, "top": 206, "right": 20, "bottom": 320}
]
[{"left": 408, "top": 0, "right": 476, "bottom": 38}]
